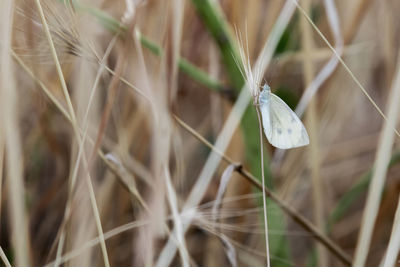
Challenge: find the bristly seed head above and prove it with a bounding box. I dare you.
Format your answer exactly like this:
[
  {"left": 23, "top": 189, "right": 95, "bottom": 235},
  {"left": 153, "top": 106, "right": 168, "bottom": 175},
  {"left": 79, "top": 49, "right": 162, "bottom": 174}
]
[{"left": 235, "top": 30, "right": 263, "bottom": 101}]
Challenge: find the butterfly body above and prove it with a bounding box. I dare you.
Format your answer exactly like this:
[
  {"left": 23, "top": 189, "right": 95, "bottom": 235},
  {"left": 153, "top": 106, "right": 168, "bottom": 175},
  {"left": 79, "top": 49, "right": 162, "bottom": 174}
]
[{"left": 259, "top": 85, "right": 309, "bottom": 149}]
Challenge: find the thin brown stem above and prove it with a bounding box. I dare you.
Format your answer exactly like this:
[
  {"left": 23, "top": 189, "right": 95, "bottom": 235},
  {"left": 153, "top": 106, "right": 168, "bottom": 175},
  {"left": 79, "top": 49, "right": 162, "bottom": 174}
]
[
  {"left": 89, "top": 20, "right": 134, "bottom": 166},
  {"left": 173, "top": 114, "right": 352, "bottom": 266}
]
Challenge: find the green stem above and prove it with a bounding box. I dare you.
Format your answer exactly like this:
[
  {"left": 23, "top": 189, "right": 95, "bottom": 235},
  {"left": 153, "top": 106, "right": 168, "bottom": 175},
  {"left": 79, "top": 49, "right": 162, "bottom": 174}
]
[
  {"left": 190, "top": 0, "right": 290, "bottom": 265},
  {"left": 178, "top": 57, "right": 222, "bottom": 91},
  {"left": 190, "top": 0, "right": 244, "bottom": 92}
]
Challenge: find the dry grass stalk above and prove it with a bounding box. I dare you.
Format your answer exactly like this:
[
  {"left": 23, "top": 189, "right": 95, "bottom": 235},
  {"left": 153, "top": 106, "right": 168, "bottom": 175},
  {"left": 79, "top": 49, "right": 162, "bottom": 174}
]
[
  {"left": 299, "top": 0, "right": 327, "bottom": 265},
  {"left": 0, "top": 1, "right": 31, "bottom": 266},
  {"left": 3, "top": 0, "right": 400, "bottom": 266},
  {"left": 353, "top": 45, "right": 400, "bottom": 267}
]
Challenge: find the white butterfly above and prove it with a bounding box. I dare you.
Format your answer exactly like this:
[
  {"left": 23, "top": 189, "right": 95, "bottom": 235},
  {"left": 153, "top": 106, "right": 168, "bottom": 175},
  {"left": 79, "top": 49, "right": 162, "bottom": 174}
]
[{"left": 259, "top": 84, "right": 309, "bottom": 149}]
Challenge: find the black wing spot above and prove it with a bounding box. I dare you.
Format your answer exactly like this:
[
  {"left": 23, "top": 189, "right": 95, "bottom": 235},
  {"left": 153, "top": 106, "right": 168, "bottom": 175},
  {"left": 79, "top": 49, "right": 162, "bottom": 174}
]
[
  {"left": 277, "top": 128, "right": 282, "bottom": 135},
  {"left": 287, "top": 128, "right": 292, "bottom": 134}
]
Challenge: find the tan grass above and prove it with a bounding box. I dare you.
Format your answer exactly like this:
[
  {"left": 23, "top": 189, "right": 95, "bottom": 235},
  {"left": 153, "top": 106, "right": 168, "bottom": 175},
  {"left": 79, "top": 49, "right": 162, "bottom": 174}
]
[
  {"left": 353, "top": 45, "right": 400, "bottom": 267},
  {"left": 0, "top": 1, "right": 31, "bottom": 266},
  {"left": 3, "top": 0, "right": 400, "bottom": 266},
  {"left": 299, "top": 0, "right": 327, "bottom": 265},
  {"left": 33, "top": 1, "right": 110, "bottom": 265}
]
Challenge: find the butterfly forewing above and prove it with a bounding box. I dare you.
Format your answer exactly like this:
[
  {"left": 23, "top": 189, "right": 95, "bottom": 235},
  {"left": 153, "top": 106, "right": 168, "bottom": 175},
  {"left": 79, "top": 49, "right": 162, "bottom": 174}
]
[{"left": 261, "top": 92, "right": 309, "bottom": 149}]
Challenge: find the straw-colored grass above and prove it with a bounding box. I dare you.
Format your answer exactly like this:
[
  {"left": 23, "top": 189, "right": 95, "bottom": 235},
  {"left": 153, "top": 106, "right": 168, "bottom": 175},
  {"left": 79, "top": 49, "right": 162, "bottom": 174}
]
[{"left": 2, "top": 0, "right": 400, "bottom": 266}]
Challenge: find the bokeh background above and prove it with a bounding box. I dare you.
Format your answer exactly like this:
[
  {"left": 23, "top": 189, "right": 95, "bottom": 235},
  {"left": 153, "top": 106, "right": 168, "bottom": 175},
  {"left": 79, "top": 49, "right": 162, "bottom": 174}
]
[{"left": 1, "top": 0, "right": 400, "bottom": 266}]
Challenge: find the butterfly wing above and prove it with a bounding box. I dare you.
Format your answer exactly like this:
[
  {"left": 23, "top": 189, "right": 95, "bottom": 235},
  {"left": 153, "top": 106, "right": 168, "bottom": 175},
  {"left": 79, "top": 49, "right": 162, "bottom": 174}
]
[{"left": 260, "top": 93, "right": 309, "bottom": 149}]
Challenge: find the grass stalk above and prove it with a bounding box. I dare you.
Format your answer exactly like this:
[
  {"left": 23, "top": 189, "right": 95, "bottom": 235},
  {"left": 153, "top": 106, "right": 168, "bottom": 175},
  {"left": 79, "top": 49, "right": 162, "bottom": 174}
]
[
  {"left": 155, "top": 2, "right": 310, "bottom": 265},
  {"left": 292, "top": 0, "right": 400, "bottom": 139},
  {"left": 0, "top": 1, "right": 31, "bottom": 266},
  {"left": 54, "top": 36, "right": 117, "bottom": 267},
  {"left": 60, "top": 0, "right": 224, "bottom": 93},
  {"left": 327, "top": 151, "right": 400, "bottom": 231},
  {"left": 255, "top": 107, "right": 270, "bottom": 267},
  {"left": 5, "top": 1, "right": 400, "bottom": 266},
  {"left": 0, "top": 128, "right": 4, "bottom": 225},
  {"left": 33, "top": 1, "right": 110, "bottom": 266},
  {"left": 13, "top": 42, "right": 353, "bottom": 265},
  {"left": 164, "top": 167, "right": 190, "bottom": 267},
  {"left": 45, "top": 220, "right": 151, "bottom": 267},
  {"left": 174, "top": 115, "right": 352, "bottom": 266},
  {"left": 299, "top": 0, "right": 327, "bottom": 265},
  {"left": 0, "top": 247, "right": 11, "bottom": 267},
  {"left": 381, "top": 195, "right": 400, "bottom": 266},
  {"left": 353, "top": 45, "right": 400, "bottom": 267},
  {"left": 190, "top": 0, "right": 243, "bottom": 89}
]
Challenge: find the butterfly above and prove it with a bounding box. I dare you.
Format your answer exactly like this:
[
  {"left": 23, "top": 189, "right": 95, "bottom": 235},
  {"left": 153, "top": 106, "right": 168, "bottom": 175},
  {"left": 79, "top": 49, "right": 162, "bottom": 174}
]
[{"left": 259, "top": 84, "right": 309, "bottom": 149}]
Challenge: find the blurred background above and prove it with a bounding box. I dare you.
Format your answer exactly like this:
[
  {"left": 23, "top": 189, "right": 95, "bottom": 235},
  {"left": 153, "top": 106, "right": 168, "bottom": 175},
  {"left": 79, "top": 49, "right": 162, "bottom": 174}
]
[{"left": 1, "top": 0, "right": 400, "bottom": 266}]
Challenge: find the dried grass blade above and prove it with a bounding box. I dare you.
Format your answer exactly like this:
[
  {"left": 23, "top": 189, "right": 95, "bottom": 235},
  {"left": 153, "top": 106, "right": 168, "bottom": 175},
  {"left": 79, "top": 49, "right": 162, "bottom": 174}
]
[{"left": 353, "top": 49, "right": 400, "bottom": 267}]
